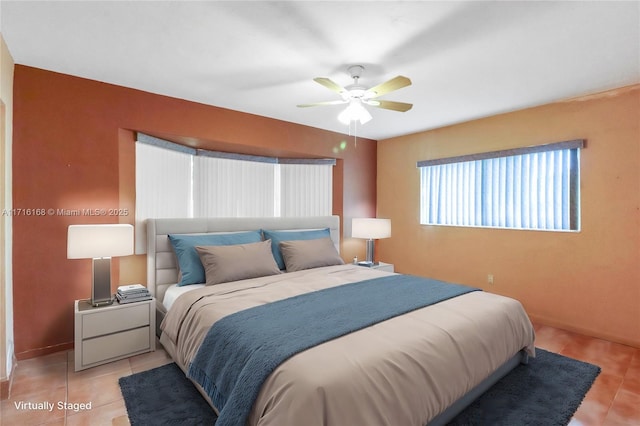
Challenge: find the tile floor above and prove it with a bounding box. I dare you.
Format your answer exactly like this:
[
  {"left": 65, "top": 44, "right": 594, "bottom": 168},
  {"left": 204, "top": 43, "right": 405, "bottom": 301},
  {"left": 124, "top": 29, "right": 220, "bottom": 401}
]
[{"left": 1, "top": 323, "right": 639, "bottom": 425}]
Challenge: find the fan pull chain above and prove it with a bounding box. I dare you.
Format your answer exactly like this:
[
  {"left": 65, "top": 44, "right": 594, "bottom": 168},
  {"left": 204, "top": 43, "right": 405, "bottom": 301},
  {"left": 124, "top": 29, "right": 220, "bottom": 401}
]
[
  {"left": 354, "top": 121, "right": 358, "bottom": 147},
  {"left": 347, "top": 120, "right": 358, "bottom": 147}
]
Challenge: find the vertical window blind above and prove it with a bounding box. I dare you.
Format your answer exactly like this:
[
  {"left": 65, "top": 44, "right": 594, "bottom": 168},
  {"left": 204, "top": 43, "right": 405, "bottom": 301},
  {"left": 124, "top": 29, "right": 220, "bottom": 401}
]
[
  {"left": 193, "top": 155, "right": 276, "bottom": 217},
  {"left": 279, "top": 161, "right": 333, "bottom": 217},
  {"left": 135, "top": 134, "right": 334, "bottom": 252},
  {"left": 417, "top": 140, "right": 583, "bottom": 231},
  {"left": 134, "top": 141, "right": 193, "bottom": 241}
]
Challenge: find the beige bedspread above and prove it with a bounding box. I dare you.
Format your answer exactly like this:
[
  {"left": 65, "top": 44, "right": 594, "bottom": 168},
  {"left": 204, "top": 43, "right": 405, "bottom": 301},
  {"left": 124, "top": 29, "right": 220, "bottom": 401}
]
[{"left": 160, "top": 264, "right": 535, "bottom": 426}]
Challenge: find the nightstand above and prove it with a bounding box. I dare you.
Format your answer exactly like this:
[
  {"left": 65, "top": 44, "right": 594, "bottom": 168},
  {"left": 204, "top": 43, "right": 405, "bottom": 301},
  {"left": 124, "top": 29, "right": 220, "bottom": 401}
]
[
  {"left": 74, "top": 298, "right": 155, "bottom": 371},
  {"left": 357, "top": 262, "right": 395, "bottom": 273}
]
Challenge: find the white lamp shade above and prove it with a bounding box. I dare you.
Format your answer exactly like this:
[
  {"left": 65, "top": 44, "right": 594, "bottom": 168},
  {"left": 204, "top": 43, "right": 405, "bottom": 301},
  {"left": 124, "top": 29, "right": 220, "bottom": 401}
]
[
  {"left": 352, "top": 218, "right": 391, "bottom": 239},
  {"left": 67, "top": 224, "right": 134, "bottom": 259},
  {"left": 338, "top": 100, "right": 373, "bottom": 125}
]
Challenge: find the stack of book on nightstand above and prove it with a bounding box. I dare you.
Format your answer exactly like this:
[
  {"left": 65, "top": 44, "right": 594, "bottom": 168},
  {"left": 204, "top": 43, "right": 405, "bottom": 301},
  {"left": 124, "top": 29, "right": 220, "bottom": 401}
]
[{"left": 116, "top": 284, "right": 152, "bottom": 304}]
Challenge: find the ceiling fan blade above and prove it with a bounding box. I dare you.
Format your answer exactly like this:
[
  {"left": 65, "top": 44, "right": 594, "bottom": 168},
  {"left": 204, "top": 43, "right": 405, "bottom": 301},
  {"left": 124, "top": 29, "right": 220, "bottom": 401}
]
[
  {"left": 366, "top": 99, "right": 413, "bottom": 112},
  {"left": 313, "top": 77, "right": 349, "bottom": 96},
  {"left": 366, "top": 76, "right": 412, "bottom": 98},
  {"left": 297, "top": 99, "right": 348, "bottom": 108}
]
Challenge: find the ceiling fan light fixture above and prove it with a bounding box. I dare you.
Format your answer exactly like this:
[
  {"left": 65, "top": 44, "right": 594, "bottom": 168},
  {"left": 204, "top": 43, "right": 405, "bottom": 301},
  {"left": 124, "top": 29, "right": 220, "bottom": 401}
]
[
  {"left": 299, "top": 65, "right": 412, "bottom": 126},
  {"left": 338, "top": 100, "right": 372, "bottom": 125}
]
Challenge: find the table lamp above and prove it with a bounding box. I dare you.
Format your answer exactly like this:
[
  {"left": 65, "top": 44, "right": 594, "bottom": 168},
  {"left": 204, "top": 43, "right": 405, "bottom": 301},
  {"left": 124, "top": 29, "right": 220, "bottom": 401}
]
[
  {"left": 352, "top": 218, "right": 391, "bottom": 266},
  {"left": 67, "top": 224, "right": 134, "bottom": 306}
]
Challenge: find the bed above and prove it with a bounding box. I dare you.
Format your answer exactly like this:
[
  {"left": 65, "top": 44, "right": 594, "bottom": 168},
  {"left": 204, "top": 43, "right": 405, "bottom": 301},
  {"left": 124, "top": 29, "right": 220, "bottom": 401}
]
[{"left": 146, "top": 216, "right": 535, "bottom": 426}]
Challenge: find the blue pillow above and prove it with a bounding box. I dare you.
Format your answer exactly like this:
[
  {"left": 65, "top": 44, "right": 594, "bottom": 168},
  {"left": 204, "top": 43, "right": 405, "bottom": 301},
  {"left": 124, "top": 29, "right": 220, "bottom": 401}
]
[
  {"left": 168, "top": 231, "right": 262, "bottom": 286},
  {"left": 262, "top": 228, "right": 331, "bottom": 270}
]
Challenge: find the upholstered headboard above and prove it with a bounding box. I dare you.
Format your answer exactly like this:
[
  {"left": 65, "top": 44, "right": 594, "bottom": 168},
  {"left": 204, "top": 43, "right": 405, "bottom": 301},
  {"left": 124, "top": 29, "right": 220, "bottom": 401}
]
[{"left": 146, "top": 216, "right": 341, "bottom": 303}]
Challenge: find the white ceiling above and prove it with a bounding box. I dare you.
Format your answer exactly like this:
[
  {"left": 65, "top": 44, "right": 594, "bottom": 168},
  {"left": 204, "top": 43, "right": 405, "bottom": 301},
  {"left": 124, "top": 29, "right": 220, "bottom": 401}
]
[{"left": 1, "top": 1, "right": 638, "bottom": 140}]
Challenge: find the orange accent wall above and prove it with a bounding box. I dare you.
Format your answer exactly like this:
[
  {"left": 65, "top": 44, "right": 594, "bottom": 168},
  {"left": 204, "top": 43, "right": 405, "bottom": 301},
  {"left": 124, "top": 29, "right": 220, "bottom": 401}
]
[
  {"left": 377, "top": 85, "right": 640, "bottom": 348},
  {"left": 12, "top": 65, "right": 377, "bottom": 357}
]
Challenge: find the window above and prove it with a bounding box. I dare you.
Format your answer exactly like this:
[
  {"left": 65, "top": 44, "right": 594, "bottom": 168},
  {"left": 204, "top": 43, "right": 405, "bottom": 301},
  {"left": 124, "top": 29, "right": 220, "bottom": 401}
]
[
  {"left": 193, "top": 154, "right": 276, "bottom": 217},
  {"left": 278, "top": 161, "right": 334, "bottom": 217},
  {"left": 135, "top": 140, "right": 193, "bottom": 222},
  {"left": 417, "top": 140, "right": 583, "bottom": 231},
  {"left": 135, "top": 134, "right": 334, "bottom": 252}
]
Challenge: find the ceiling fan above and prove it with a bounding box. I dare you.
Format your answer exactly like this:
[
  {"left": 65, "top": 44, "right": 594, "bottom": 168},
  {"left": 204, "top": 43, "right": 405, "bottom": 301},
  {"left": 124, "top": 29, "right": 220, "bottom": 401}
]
[{"left": 297, "top": 65, "right": 413, "bottom": 125}]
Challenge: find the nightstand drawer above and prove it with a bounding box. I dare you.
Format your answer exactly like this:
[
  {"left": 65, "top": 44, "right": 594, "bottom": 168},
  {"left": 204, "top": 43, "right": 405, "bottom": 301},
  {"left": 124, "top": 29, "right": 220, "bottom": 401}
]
[
  {"left": 82, "top": 303, "right": 150, "bottom": 339},
  {"left": 75, "top": 298, "right": 155, "bottom": 371},
  {"left": 82, "top": 326, "right": 151, "bottom": 366}
]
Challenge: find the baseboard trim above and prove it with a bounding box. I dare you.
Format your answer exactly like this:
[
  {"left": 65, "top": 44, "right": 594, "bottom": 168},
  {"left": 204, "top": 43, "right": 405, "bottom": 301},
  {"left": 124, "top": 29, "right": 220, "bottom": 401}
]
[
  {"left": 529, "top": 314, "right": 640, "bottom": 349},
  {"left": 15, "top": 341, "right": 73, "bottom": 361}
]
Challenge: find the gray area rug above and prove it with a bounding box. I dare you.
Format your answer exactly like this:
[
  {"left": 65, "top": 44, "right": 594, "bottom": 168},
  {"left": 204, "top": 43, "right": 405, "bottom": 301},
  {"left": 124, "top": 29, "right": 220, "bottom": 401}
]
[
  {"left": 118, "top": 348, "right": 600, "bottom": 426},
  {"left": 446, "top": 348, "right": 600, "bottom": 425}
]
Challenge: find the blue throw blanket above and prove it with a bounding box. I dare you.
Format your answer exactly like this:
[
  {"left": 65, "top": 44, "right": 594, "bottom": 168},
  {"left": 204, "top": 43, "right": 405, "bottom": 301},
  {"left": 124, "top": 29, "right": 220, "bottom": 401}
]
[{"left": 188, "top": 274, "right": 479, "bottom": 426}]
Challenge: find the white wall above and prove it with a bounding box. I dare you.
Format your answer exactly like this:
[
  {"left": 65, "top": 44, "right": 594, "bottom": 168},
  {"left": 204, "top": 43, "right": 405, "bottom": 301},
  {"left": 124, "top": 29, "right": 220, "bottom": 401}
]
[{"left": 0, "top": 29, "right": 15, "bottom": 381}]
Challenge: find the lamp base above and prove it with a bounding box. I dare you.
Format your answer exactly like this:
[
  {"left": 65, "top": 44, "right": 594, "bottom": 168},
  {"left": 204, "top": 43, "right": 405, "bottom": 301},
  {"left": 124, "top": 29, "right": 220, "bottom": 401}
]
[
  {"left": 92, "top": 258, "right": 114, "bottom": 307},
  {"left": 91, "top": 299, "right": 114, "bottom": 307},
  {"left": 357, "top": 260, "right": 380, "bottom": 267},
  {"left": 365, "top": 238, "right": 376, "bottom": 264}
]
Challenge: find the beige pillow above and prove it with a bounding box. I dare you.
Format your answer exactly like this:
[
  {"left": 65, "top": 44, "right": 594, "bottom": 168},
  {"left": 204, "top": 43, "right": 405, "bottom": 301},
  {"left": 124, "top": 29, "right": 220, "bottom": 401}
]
[
  {"left": 195, "top": 240, "right": 281, "bottom": 285},
  {"left": 279, "top": 237, "right": 345, "bottom": 272}
]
